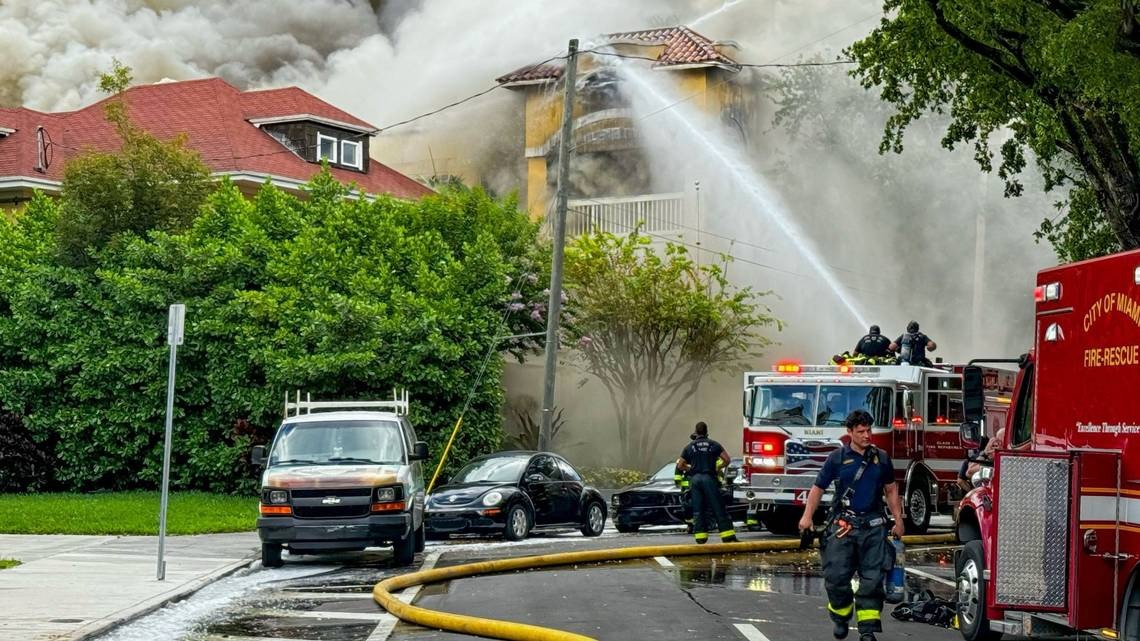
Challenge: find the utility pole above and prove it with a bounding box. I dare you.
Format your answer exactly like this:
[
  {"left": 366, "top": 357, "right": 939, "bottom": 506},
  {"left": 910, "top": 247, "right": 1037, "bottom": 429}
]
[{"left": 539, "top": 38, "right": 579, "bottom": 452}]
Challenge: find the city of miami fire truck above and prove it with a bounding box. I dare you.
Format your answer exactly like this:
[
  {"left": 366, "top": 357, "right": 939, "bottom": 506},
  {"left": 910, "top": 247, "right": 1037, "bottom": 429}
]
[
  {"left": 738, "top": 362, "right": 1014, "bottom": 535},
  {"left": 954, "top": 248, "right": 1140, "bottom": 641}
]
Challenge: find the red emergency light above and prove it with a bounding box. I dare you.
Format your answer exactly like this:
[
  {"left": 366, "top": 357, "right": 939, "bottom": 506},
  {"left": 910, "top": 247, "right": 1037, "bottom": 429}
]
[
  {"left": 892, "top": 418, "right": 906, "bottom": 428},
  {"left": 1034, "top": 282, "right": 1062, "bottom": 302},
  {"left": 838, "top": 364, "right": 852, "bottom": 374}
]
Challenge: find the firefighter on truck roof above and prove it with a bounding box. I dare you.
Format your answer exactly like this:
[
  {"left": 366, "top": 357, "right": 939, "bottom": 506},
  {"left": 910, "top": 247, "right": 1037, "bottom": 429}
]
[
  {"left": 677, "top": 421, "right": 738, "bottom": 544},
  {"left": 798, "top": 409, "right": 905, "bottom": 641}
]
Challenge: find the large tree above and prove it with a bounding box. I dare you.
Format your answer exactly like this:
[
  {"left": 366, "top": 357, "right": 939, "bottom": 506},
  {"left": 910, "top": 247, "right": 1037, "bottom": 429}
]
[
  {"left": 562, "top": 231, "right": 780, "bottom": 471},
  {"left": 847, "top": 0, "right": 1140, "bottom": 261}
]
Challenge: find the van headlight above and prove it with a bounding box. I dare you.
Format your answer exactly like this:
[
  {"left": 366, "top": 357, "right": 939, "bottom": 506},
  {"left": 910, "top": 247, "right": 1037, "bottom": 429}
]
[
  {"left": 375, "top": 487, "right": 398, "bottom": 503},
  {"left": 482, "top": 491, "right": 503, "bottom": 507},
  {"left": 268, "top": 490, "right": 288, "bottom": 504}
]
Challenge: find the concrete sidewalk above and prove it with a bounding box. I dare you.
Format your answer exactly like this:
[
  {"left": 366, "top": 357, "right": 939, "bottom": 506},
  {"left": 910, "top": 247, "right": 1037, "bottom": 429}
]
[{"left": 0, "top": 532, "right": 258, "bottom": 641}]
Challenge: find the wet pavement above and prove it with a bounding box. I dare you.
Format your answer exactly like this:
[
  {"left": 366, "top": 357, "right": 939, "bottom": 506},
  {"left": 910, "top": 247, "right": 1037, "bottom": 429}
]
[{"left": 85, "top": 521, "right": 977, "bottom": 641}]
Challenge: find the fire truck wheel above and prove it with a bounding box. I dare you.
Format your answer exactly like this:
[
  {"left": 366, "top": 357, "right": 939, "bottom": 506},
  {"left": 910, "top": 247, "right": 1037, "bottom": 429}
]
[
  {"left": 956, "top": 539, "right": 1002, "bottom": 641},
  {"left": 904, "top": 482, "right": 932, "bottom": 534}
]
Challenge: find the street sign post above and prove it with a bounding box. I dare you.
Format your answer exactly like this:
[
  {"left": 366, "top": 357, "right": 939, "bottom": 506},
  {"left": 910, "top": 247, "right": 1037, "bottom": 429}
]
[{"left": 157, "top": 303, "right": 184, "bottom": 581}]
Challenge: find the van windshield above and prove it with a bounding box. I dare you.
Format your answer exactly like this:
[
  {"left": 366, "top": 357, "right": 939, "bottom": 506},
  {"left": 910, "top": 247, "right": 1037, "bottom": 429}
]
[{"left": 269, "top": 420, "right": 404, "bottom": 466}]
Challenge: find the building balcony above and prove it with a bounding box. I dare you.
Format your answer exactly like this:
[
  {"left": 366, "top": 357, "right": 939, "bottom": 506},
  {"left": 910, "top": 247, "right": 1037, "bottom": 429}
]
[{"left": 566, "top": 192, "right": 685, "bottom": 236}]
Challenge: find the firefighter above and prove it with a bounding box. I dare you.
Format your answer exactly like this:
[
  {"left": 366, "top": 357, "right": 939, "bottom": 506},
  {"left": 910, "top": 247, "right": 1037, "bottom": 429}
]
[
  {"left": 797, "top": 410, "right": 905, "bottom": 641},
  {"left": 677, "top": 421, "right": 738, "bottom": 544},
  {"left": 890, "top": 321, "right": 936, "bottom": 366},
  {"left": 853, "top": 325, "right": 891, "bottom": 358}
]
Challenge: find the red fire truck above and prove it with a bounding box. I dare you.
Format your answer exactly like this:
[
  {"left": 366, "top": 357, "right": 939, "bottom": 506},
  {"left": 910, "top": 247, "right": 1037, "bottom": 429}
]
[
  {"left": 738, "top": 362, "right": 1014, "bottom": 535},
  {"left": 954, "top": 248, "right": 1140, "bottom": 641}
]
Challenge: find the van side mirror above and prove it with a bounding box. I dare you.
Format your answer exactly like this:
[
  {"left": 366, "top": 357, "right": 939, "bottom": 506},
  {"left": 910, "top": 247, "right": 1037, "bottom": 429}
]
[
  {"left": 962, "top": 365, "right": 985, "bottom": 423},
  {"left": 960, "top": 421, "right": 982, "bottom": 449},
  {"left": 251, "top": 445, "right": 266, "bottom": 467},
  {"left": 411, "top": 441, "right": 429, "bottom": 461}
]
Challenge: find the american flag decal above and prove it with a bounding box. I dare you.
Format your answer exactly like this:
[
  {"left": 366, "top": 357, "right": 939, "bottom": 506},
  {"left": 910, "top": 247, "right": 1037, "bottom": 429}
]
[{"left": 785, "top": 440, "right": 839, "bottom": 472}]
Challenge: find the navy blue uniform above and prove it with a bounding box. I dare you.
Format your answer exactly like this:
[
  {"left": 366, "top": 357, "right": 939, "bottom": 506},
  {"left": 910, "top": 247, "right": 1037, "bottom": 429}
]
[
  {"left": 854, "top": 333, "right": 891, "bottom": 358},
  {"left": 680, "top": 437, "right": 736, "bottom": 543},
  {"left": 895, "top": 331, "right": 933, "bottom": 366},
  {"left": 813, "top": 445, "right": 895, "bottom": 635}
]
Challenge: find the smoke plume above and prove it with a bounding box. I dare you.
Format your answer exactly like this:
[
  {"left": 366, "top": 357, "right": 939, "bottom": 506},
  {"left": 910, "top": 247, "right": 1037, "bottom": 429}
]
[{"left": 1, "top": 0, "right": 1058, "bottom": 468}]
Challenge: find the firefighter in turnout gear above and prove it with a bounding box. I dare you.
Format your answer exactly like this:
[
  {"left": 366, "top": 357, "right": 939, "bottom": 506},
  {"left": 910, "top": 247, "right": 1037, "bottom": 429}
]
[
  {"left": 677, "top": 422, "right": 738, "bottom": 544},
  {"left": 798, "top": 410, "right": 905, "bottom": 641},
  {"left": 853, "top": 325, "right": 891, "bottom": 358}
]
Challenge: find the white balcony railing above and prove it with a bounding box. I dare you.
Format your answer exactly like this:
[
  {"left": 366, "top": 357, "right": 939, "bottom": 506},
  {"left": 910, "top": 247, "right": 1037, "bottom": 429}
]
[{"left": 566, "top": 192, "right": 685, "bottom": 236}]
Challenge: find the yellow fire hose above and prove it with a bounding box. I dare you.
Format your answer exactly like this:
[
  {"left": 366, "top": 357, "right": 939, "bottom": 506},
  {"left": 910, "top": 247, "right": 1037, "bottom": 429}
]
[{"left": 373, "top": 533, "right": 957, "bottom": 641}]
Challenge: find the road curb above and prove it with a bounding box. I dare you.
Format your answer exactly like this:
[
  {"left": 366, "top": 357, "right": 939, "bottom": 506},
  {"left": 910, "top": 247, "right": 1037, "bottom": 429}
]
[
  {"left": 374, "top": 533, "right": 957, "bottom": 641},
  {"left": 67, "top": 555, "right": 257, "bottom": 641}
]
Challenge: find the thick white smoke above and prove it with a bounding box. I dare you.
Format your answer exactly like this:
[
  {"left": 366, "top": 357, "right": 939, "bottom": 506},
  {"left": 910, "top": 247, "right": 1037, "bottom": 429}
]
[{"left": 1, "top": 0, "right": 1058, "bottom": 467}]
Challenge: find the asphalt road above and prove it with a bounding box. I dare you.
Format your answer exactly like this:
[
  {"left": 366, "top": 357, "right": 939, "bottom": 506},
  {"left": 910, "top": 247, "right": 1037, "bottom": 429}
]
[{"left": 107, "top": 524, "right": 970, "bottom": 641}]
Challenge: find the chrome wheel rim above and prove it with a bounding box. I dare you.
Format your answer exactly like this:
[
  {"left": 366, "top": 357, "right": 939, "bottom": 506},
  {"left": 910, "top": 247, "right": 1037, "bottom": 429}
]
[
  {"left": 957, "top": 557, "right": 980, "bottom": 628},
  {"left": 511, "top": 508, "right": 527, "bottom": 538},
  {"left": 909, "top": 488, "right": 927, "bottom": 524},
  {"left": 588, "top": 504, "right": 604, "bottom": 533}
]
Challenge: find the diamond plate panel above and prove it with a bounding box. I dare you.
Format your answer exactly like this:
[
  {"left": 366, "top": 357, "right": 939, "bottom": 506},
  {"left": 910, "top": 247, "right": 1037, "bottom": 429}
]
[{"left": 995, "top": 455, "right": 1070, "bottom": 608}]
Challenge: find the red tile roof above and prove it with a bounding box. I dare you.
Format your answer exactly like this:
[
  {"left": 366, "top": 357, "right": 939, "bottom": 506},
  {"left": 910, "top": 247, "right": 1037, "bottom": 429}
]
[
  {"left": 0, "top": 77, "right": 431, "bottom": 199},
  {"left": 497, "top": 26, "right": 739, "bottom": 85}
]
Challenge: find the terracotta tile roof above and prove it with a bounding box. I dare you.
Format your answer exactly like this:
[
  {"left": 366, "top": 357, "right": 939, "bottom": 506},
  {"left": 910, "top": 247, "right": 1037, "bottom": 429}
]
[
  {"left": 496, "top": 26, "right": 739, "bottom": 85},
  {"left": 0, "top": 77, "right": 431, "bottom": 199}
]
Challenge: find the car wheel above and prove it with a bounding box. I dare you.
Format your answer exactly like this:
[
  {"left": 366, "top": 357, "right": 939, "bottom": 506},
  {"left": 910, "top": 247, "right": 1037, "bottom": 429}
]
[
  {"left": 504, "top": 504, "right": 531, "bottom": 541},
  {"left": 581, "top": 502, "right": 605, "bottom": 537},
  {"left": 261, "top": 542, "right": 283, "bottom": 568},
  {"left": 956, "top": 539, "right": 1002, "bottom": 641},
  {"left": 615, "top": 520, "right": 640, "bottom": 533},
  {"left": 414, "top": 523, "right": 425, "bottom": 553},
  {"left": 392, "top": 530, "right": 416, "bottom": 567},
  {"left": 905, "top": 480, "right": 932, "bottom": 534}
]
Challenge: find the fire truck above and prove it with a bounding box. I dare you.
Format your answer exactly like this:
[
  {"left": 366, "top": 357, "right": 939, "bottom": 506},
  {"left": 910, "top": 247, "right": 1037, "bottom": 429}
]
[
  {"left": 738, "top": 362, "right": 1014, "bottom": 535},
  {"left": 954, "top": 248, "right": 1140, "bottom": 641}
]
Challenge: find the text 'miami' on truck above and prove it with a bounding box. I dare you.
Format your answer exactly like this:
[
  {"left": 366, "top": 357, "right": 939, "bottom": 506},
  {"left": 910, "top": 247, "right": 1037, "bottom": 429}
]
[{"left": 250, "top": 390, "right": 428, "bottom": 568}]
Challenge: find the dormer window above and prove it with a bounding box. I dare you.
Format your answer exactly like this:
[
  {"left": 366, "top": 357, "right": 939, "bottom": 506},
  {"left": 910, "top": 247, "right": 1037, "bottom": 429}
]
[
  {"left": 317, "top": 133, "right": 338, "bottom": 163},
  {"left": 340, "top": 140, "right": 362, "bottom": 170}
]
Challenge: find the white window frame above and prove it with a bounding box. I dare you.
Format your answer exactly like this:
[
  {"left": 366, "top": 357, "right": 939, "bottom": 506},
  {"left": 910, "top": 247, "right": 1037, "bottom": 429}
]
[
  {"left": 317, "top": 133, "right": 338, "bottom": 163},
  {"left": 340, "top": 139, "right": 363, "bottom": 170}
]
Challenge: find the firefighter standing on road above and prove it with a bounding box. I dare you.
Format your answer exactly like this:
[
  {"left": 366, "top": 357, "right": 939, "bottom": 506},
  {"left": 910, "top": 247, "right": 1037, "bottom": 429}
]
[
  {"left": 798, "top": 410, "right": 905, "bottom": 641},
  {"left": 677, "top": 421, "right": 738, "bottom": 544}
]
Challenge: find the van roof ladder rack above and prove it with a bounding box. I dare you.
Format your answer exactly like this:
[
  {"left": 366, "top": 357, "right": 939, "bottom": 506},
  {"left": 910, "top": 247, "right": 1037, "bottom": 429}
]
[{"left": 283, "top": 389, "right": 410, "bottom": 418}]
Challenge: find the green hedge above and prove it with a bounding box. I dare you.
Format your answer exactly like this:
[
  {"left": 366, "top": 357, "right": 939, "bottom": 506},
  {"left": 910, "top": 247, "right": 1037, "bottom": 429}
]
[
  {"left": 581, "top": 467, "right": 648, "bottom": 489},
  {"left": 0, "top": 176, "right": 546, "bottom": 493}
]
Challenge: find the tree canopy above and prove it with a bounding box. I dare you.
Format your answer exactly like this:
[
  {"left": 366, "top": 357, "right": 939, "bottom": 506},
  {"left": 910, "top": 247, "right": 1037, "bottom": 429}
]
[
  {"left": 847, "top": 0, "right": 1140, "bottom": 261},
  {"left": 0, "top": 177, "right": 545, "bottom": 492},
  {"left": 563, "top": 231, "right": 780, "bottom": 470}
]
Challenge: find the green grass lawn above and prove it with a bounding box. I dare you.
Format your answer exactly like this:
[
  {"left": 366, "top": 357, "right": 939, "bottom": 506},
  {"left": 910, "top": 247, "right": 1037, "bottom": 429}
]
[
  {"left": 0, "top": 559, "right": 20, "bottom": 570},
  {"left": 0, "top": 492, "right": 257, "bottom": 535}
]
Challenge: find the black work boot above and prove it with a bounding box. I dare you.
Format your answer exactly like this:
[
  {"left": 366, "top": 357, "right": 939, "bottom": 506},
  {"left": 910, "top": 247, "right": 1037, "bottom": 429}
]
[
  {"left": 722, "top": 534, "right": 739, "bottom": 543},
  {"left": 832, "top": 619, "right": 848, "bottom": 639},
  {"left": 858, "top": 632, "right": 876, "bottom": 641}
]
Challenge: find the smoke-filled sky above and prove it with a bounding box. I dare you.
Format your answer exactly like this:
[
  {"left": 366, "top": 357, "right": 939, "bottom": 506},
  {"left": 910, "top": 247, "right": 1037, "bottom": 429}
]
[{"left": 1, "top": 0, "right": 1058, "bottom": 465}]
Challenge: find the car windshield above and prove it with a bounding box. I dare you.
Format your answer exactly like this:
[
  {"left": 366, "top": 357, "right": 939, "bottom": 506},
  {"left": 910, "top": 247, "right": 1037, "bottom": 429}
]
[
  {"left": 451, "top": 455, "right": 530, "bottom": 484},
  {"left": 269, "top": 420, "right": 404, "bottom": 466},
  {"left": 651, "top": 463, "right": 675, "bottom": 480}
]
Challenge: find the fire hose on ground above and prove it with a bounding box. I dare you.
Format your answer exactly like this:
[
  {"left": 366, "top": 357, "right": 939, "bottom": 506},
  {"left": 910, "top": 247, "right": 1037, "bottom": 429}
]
[{"left": 372, "top": 533, "right": 957, "bottom": 641}]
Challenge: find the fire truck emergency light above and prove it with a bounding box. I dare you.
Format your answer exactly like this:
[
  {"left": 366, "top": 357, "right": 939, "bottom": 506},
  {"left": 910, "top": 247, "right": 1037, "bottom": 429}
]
[
  {"left": 774, "top": 362, "right": 801, "bottom": 373},
  {"left": 1135, "top": 265, "right": 1140, "bottom": 285},
  {"left": 1034, "top": 282, "right": 1062, "bottom": 302}
]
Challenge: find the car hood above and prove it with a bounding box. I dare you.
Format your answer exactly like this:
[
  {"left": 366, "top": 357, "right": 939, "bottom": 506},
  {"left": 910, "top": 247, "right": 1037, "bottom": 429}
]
[
  {"left": 616, "top": 478, "right": 679, "bottom": 494},
  {"left": 263, "top": 464, "right": 402, "bottom": 489},
  {"left": 428, "top": 483, "right": 511, "bottom": 507}
]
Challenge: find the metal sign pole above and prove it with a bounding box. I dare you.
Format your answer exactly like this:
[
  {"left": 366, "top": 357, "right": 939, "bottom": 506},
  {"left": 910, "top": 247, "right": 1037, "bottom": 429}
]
[{"left": 157, "top": 303, "right": 185, "bottom": 581}]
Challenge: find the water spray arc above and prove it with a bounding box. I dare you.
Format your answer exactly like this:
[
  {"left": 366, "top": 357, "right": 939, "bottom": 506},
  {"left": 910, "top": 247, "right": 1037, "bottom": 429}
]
[{"left": 607, "top": 58, "right": 869, "bottom": 330}]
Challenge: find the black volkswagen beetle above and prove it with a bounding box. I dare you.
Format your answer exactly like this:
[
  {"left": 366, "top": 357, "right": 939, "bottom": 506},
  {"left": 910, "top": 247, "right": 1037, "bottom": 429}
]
[
  {"left": 610, "top": 459, "right": 748, "bottom": 533},
  {"left": 425, "top": 451, "right": 607, "bottom": 540}
]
